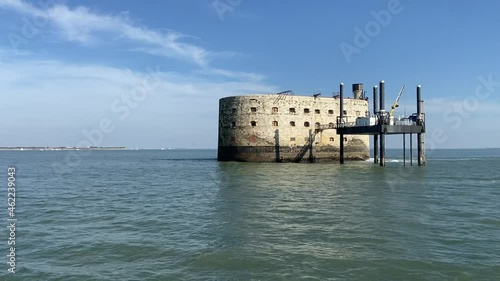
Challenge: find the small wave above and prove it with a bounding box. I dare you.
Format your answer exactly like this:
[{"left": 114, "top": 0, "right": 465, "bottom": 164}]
[{"left": 365, "top": 158, "right": 408, "bottom": 163}]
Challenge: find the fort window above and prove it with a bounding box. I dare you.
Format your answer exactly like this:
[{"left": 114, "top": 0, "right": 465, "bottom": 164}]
[
  {"left": 315, "top": 122, "right": 320, "bottom": 128},
  {"left": 289, "top": 108, "right": 296, "bottom": 113},
  {"left": 328, "top": 109, "right": 334, "bottom": 114},
  {"left": 344, "top": 137, "right": 347, "bottom": 142},
  {"left": 272, "top": 121, "right": 278, "bottom": 127},
  {"left": 272, "top": 107, "right": 278, "bottom": 113},
  {"left": 315, "top": 109, "right": 320, "bottom": 114},
  {"left": 231, "top": 122, "right": 236, "bottom": 128},
  {"left": 304, "top": 108, "right": 310, "bottom": 114},
  {"left": 329, "top": 137, "right": 334, "bottom": 141},
  {"left": 343, "top": 110, "right": 347, "bottom": 115},
  {"left": 365, "top": 111, "right": 370, "bottom": 117},
  {"left": 251, "top": 121, "right": 257, "bottom": 127},
  {"left": 290, "top": 137, "right": 296, "bottom": 141},
  {"left": 232, "top": 108, "right": 237, "bottom": 114},
  {"left": 250, "top": 107, "right": 257, "bottom": 113},
  {"left": 290, "top": 121, "right": 296, "bottom": 126},
  {"left": 304, "top": 122, "right": 310, "bottom": 127},
  {"left": 328, "top": 122, "right": 334, "bottom": 128}
]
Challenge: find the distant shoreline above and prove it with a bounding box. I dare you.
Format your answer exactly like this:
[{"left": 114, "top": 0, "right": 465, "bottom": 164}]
[
  {"left": 0, "top": 147, "right": 498, "bottom": 151},
  {"left": 0, "top": 147, "right": 128, "bottom": 151}
]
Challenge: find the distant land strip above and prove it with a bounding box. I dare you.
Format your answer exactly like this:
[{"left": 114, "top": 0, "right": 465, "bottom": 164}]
[{"left": 0, "top": 147, "right": 128, "bottom": 151}]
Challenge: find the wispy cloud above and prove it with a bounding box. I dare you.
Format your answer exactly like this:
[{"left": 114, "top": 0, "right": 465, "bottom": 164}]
[
  {"left": 0, "top": 0, "right": 212, "bottom": 66},
  {"left": 0, "top": 0, "right": 39, "bottom": 14},
  {"left": 0, "top": 0, "right": 279, "bottom": 147},
  {"left": 0, "top": 51, "right": 278, "bottom": 147}
]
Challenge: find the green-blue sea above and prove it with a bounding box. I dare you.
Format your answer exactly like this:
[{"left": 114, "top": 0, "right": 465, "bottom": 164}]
[{"left": 0, "top": 148, "right": 499, "bottom": 281}]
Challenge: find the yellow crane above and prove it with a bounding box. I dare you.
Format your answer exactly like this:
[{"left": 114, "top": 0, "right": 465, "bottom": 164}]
[{"left": 389, "top": 85, "right": 406, "bottom": 117}]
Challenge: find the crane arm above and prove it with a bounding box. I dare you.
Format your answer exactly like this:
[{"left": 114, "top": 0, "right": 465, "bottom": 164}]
[{"left": 389, "top": 85, "right": 406, "bottom": 116}]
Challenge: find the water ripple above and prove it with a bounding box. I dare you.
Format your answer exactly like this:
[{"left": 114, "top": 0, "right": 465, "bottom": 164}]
[{"left": 0, "top": 150, "right": 499, "bottom": 280}]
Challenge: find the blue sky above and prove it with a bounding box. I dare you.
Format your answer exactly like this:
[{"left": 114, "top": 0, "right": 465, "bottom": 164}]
[{"left": 0, "top": 0, "right": 499, "bottom": 149}]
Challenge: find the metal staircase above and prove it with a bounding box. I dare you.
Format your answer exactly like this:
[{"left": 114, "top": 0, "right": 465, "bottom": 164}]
[
  {"left": 292, "top": 122, "right": 353, "bottom": 163},
  {"left": 293, "top": 130, "right": 317, "bottom": 163}
]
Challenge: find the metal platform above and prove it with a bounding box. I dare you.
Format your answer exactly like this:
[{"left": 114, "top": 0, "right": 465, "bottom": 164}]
[
  {"left": 337, "top": 124, "right": 424, "bottom": 135},
  {"left": 336, "top": 81, "right": 426, "bottom": 166}
]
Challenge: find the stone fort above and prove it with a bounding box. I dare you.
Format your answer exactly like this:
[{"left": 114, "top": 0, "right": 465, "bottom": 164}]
[{"left": 218, "top": 85, "right": 370, "bottom": 162}]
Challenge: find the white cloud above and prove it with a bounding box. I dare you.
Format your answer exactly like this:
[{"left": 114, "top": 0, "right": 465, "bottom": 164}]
[
  {"left": 392, "top": 97, "right": 500, "bottom": 149},
  {"left": 0, "top": 51, "right": 278, "bottom": 147},
  {"left": 0, "top": 1, "right": 279, "bottom": 147},
  {"left": 373, "top": 93, "right": 500, "bottom": 148},
  {"left": 0, "top": 0, "right": 213, "bottom": 66},
  {"left": 0, "top": 0, "right": 39, "bottom": 14}
]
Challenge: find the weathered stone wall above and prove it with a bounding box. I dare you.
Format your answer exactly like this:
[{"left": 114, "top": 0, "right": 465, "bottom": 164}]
[{"left": 218, "top": 94, "right": 370, "bottom": 162}]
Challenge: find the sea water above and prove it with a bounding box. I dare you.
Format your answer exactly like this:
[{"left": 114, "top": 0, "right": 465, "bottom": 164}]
[{"left": 0, "top": 148, "right": 499, "bottom": 280}]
